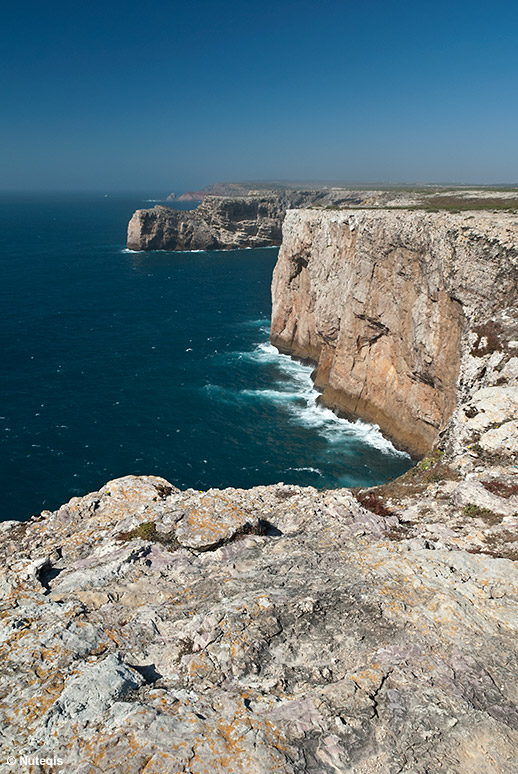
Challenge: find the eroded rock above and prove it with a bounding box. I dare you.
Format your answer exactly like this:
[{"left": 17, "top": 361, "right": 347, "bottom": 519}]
[{"left": 2, "top": 476, "right": 518, "bottom": 772}]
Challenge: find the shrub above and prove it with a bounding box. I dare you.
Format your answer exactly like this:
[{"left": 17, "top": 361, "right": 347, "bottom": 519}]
[
  {"left": 463, "top": 503, "right": 501, "bottom": 522},
  {"left": 482, "top": 480, "right": 518, "bottom": 499},
  {"left": 356, "top": 492, "right": 394, "bottom": 517},
  {"left": 119, "top": 521, "right": 158, "bottom": 541},
  {"left": 118, "top": 521, "right": 179, "bottom": 548},
  {"left": 412, "top": 448, "right": 444, "bottom": 473}
]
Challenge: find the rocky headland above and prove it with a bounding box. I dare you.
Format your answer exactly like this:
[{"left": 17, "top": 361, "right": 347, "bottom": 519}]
[
  {"left": 172, "top": 183, "right": 259, "bottom": 201},
  {"left": 127, "top": 194, "right": 289, "bottom": 251},
  {"left": 3, "top": 197, "right": 518, "bottom": 772},
  {"left": 126, "top": 187, "right": 420, "bottom": 252}
]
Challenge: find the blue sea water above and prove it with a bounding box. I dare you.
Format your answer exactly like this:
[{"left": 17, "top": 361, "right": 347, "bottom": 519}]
[{"left": 0, "top": 194, "right": 412, "bottom": 521}]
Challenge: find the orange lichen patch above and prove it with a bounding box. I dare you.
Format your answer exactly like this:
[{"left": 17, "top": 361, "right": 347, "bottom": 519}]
[
  {"left": 103, "top": 628, "right": 124, "bottom": 647},
  {"left": 88, "top": 641, "right": 110, "bottom": 657},
  {"left": 77, "top": 731, "right": 160, "bottom": 770},
  {"left": 33, "top": 661, "right": 60, "bottom": 680},
  {"left": 0, "top": 607, "right": 18, "bottom": 623},
  {"left": 187, "top": 708, "right": 289, "bottom": 774},
  {"left": 379, "top": 579, "right": 422, "bottom": 600},
  {"left": 186, "top": 504, "right": 242, "bottom": 530},
  {"left": 74, "top": 714, "right": 198, "bottom": 771},
  {"left": 349, "top": 666, "right": 384, "bottom": 692},
  {"left": 159, "top": 587, "right": 197, "bottom": 612},
  {"left": 9, "top": 592, "right": 47, "bottom": 607},
  {"left": 147, "top": 691, "right": 175, "bottom": 713},
  {"left": 38, "top": 671, "right": 65, "bottom": 701},
  {"left": 13, "top": 673, "right": 65, "bottom": 731},
  {"left": 0, "top": 626, "right": 33, "bottom": 653},
  {"left": 228, "top": 641, "right": 246, "bottom": 660},
  {"left": 183, "top": 652, "right": 215, "bottom": 682},
  {"left": 175, "top": 494, "right": 256, "bottom": 548},
  {"left": 40, "top": 647, "right": 62, "bottom": 662},
  {"left": 140, "top": 751, "right": 186, "bottom": 773}
]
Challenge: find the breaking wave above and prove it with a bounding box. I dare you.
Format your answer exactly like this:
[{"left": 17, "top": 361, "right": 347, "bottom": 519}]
[{"left": 219, "top": 341, "right": 409, "bottom": 459}]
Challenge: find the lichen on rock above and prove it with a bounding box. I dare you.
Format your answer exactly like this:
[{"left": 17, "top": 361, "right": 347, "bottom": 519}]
[{"left": 2, "top": 464, "right": 518, "bottom": 772}]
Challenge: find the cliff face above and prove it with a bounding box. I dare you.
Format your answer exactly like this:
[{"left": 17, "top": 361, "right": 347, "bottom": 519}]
[
  {"left": 127, "top": 195, "right": 287, "bottom": 251},
  {"left": 271, "top": 209, "right": 518, "bottom": 456}
]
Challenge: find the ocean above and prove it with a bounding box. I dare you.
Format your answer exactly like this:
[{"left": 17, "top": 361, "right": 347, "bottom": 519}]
[{"left": 0, "top": 193, "right": 412, "bottom": 520}]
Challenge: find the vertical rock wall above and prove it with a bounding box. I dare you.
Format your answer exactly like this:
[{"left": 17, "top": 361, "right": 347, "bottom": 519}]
[{"left": 271, "top": 209, "right": 518, "bottom": 457}]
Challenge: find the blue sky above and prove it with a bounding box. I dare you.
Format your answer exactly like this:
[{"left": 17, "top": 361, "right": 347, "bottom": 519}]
[{"left": 2, "top": 0, "right": 517, "bottom": 192}]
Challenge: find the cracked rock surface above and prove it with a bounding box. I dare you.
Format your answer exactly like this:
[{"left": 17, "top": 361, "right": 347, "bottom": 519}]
[{"left": 2, "top": 473, "right": 518, "bottom": 773}]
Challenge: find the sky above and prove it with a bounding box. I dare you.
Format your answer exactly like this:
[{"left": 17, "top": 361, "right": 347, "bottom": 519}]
[{"left": 2, "top": 0, "right": 518, "bottom": 192}]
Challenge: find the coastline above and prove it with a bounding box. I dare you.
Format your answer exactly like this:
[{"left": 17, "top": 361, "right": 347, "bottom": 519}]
[{"left": 2, "top": 193, "right": 518, "bottom": 770}]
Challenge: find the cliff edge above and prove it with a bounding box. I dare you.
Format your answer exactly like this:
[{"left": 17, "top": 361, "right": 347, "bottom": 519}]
[{"left": 271, "top": 209, "right": 518, "bottom": 456}]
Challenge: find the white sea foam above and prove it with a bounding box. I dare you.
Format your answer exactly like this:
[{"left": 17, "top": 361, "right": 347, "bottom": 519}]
[
  {"left": 241, "top": 388, "right": 305, "bottom": 404},
  {"left": 232, "top": 340, "right": 409, "bottom": 458},
  {"left": 286, "top": 466, "right": 323, "bottom": 475},
  {"left": 121, "top": 247, "right": 207, "bottom": 255},
  {"left": 122, "top": 246, "right": 277, "bottom": 256}
]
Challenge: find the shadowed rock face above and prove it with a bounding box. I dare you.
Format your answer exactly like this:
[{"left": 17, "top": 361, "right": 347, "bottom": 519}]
[{"left": 271, "top": 209, "right": 518, "bottom": 457}]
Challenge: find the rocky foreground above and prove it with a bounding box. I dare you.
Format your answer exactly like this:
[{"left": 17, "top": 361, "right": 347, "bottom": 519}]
[{"left": 2, "top": 429, "right": 518, "bottom": 774}]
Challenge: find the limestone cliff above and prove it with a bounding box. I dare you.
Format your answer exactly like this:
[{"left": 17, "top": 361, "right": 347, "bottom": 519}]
[
  {"left": 271, "top": 209, "right": 518, "bottom": 456},
  {"left": 127, "top": 195, "right": 288, "bottom": 251}
]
